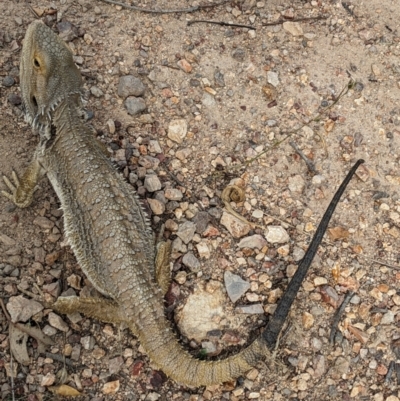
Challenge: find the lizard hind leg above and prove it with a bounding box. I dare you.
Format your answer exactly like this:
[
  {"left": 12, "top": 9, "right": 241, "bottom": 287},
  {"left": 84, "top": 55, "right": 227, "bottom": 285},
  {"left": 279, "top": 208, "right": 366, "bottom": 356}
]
[{"left": 53, "top": 296, "right": 124, "bottom": 325}]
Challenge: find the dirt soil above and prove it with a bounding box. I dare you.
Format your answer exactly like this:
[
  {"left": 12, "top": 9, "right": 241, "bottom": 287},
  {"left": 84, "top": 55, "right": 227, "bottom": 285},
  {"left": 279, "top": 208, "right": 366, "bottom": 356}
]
[{"left": 1, "top": 0, "right": 400, "bottom": 400}]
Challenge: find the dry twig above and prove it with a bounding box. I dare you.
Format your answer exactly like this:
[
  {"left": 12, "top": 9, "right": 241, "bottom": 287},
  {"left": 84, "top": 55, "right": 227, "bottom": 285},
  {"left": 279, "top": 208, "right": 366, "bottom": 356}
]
[
  {"left": 263, "top": 15, "right": 329, "bottom": 27},
  {"left": 244, "top": 79, "right": 356, "bottom": 167},
  {"left": 329, "top": 290, "right": 355, "bottom": 344},
  {"left": 98, "top": 0, "right": 229, "bottom": 14},
  {"left": 188, "top": 20, "right": 256, "bottom": 30},
  {"left": 289, "top": 140, "right": 318, "bottom": 174}
]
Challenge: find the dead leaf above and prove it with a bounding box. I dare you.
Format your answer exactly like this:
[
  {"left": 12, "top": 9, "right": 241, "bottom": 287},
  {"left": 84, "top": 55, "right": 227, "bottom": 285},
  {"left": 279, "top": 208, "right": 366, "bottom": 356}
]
[
  {"left": 48, "top": 384, "right": 81, "bottom": 396},
  {"left": 32, "top": 7, "right": 45, "bottom": 16},
  {"left": 327, "top": 226, "right": 350, "bottom": 241},
  {"left": 331, "top": 261, "right": 340, "bottom": 282},
  {"left": 9, "top": 324, "right": 30, "bottom": 366},
  {"left": 5, "top": 362, "right": 17, "bottom": 378},
  {"left": 14, "top": 322, "right": 54, "bottom": 346},
  {"left": 348, "top": 325, "right": 369, "bottom": 344},
  {"left": 262, "top": 83, "right": 277, "bottom": 101},
  {"left": 324, "top": 118, "right": 335, "bottom": 132},
  {"left": 102, "top": 380, "right": 120, "bottom": 394}
]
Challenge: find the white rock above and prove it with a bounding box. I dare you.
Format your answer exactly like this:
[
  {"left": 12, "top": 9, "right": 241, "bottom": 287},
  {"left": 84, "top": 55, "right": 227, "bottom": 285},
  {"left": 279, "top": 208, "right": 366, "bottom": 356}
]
[
  {"left": 288, "top": 175, "right": 305, "bottom": 193},
  {"left": 168, "top": 119, "right": 187, "bottom": 143},
  {"left": 266, "top": 226, "right": 290, "bottom": 244},
  {"left": 283, "top": 21, "right": 304, "bottom": 36},
  {"left": 267, "top": 71, "right": 279, "bottom": 87},
  {"left": 196, "top": 241, "right": 211, "bottom": 259}
]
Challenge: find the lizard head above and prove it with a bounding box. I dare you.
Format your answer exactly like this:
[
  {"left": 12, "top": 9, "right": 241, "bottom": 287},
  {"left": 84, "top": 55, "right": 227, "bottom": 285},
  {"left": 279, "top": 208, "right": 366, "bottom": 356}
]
[{"left": 20, "top": 20, "right": 82, "bottom": 131}]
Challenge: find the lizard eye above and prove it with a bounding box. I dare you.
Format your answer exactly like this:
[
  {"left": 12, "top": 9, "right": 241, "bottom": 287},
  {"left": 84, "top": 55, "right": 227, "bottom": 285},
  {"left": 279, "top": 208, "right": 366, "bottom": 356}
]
[{"left": 34, "top": 58, "right": 40, "bottom": 68}]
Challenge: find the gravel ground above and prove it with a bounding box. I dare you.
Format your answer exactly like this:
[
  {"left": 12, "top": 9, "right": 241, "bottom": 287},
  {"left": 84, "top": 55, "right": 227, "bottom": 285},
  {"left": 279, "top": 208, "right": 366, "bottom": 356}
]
[{"left": 1, "top": 0, "right": 400, "bottom": 400}]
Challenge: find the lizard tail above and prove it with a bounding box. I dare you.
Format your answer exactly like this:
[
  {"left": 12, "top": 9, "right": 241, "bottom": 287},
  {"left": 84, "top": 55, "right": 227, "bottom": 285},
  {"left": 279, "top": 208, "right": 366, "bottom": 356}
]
[
  {"left": 133, "top": 160, "right": 365, "bottom": 386},
  {"left": 136, "top": 324, "right": 268, "bottom": 386}
]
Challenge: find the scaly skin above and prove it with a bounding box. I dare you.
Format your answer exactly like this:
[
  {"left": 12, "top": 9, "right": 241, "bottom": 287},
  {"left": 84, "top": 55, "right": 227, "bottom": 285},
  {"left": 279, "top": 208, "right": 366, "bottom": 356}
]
[{"left": 2, "top": 21, "right": 362, "bottom": 386}]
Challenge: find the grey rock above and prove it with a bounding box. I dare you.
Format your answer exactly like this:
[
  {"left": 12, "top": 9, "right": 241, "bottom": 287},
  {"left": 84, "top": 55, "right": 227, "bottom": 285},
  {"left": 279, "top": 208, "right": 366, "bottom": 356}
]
[
  {"left": 6, "top": 295, "right": 43, "bottom": 323},
  {"left": 33, "top": 216, "right": 55, "bottom": 230},
  {"left": 129, "top": 172, "right": 139, "bottom": 184},
  {"left": 81, "top": 335, "right": 95, "bottom": 350},
  {"left": 172, "top": 236, "right": 187, "bottom": 253},
  {"left": 153, "top": 191, "right": 167, "bottom": 204},
  {"left": 214, "top": 68, "right": 225, "bottom": 87},
  {"left": 138, "top": 155, "right": 160, "bottom": 169},
  {"left": 313, "top": 355, "right": 326, "bottom": 379},
  {"left": 2, "top": 76, "right": 15, "bottom": 87},
  {"left": 193, "top": 211, "right": 211, "bottom": 234},
  {"left": 201, "top": 341, "right": 217, "bottom": 354},
  {"left": 381, "top": 311, "right": 395, "bottom": 324},
  {"left": 125, "top": 96, "right": 146, "bottom": 115},
  {"left": 177, "top": 221, "right": 197, "bottom": 244},
  {"left": 166, "top": 200, "right": 180, "bottom": 212},
  {"left": 42, "top": 324, "right": 57, "bottom": 337},
  {"left": 48, "top": 312, "right": 69, "bottom": 332},
  {"left": 148, "top": 140, "right": 162, "bottom": 154},
  {"left": 117, "top": 75, "right": 146, "bottom": 98},
  {"left": 90, "top": 86, "right": 103, "bottom": 98},
  {"left": 208, "top": 207, "right": 222, "bottom": 219},
  {"left": 201, "top": 92, "right": 216, "bottom": 107},
  {"left": 182, "top": 251, "right": 201, "bottom": 272},
  {"left": 144, "top": 175, "right": 162, "bottom": 192},
  {"left": 165, "top": 188, "right": 183, "bottom": 201},
  {"left": 8, "top": 93, "right": 21, "bottom": 106},
  {"left": 237, "top": 234, "right": 267, "bottom": 250},
  {"left": 292, "top": 246, "right": 305, "bottom": 262},
  {"left": 232, "top": 48, "right": 246, "bottom": 61},
  {"left": 224, "top": 271, "right": 250, "bottom": 303},
  {"left": 236, "top": 304, "right": 264, "bottom": 314},
  {"left": 331, "top": 356, "right": 350, "bottom": 379},
  {"left": 288, "top": 175, "right": 305, "bottom": 193},
  {"left": 146, "top": 393, "right": 161, "bottom": 401},
  {"left": 70, "top": 344, "right": 81, "bottom": 361},
  {"left": 56, "top": 21, "right": 78, "bottom": 42},
  {"left": 190, "top": 78, "right": 200, "bottom": 87},
  {"left": 0, "top": 233, "right": 16, "bottom": 247},
  {"left": 108, "top": 356, "right": 124, "bottom": 375}
]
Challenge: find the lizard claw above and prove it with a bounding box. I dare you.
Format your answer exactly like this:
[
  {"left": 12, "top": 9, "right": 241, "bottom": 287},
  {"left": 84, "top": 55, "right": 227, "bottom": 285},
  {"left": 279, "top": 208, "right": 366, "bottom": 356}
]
[
  {"left": 2, "top": 171, "right": 20, "bottom": 202},
  {"left": 1, "top": 170, "right": 37, "bottom": 208}
]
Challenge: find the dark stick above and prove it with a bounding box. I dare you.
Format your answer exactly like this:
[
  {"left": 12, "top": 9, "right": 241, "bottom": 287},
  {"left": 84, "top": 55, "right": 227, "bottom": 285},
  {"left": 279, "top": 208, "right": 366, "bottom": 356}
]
[
  {"left": 262, "top": 159, "right": 364, "bottom": 349},
  {"left": 329, "top": 290, "right": 355, "bottom": 344},
  {"left": 396, "top": 362, "right": 400, "bottom": 384},
  {"left": 45, "top": 352, "right": 76, "bottom": 367},
  {"left": 385, "top": 361, "right": 395, "bottom": 383},
  {"left": 187, "top": 20, "right": 256, "bottom": 30},
  {"left": 98, "top": 0, "right": 229, "bottom": 14},
  {"left": 289, "top": 141, "right": 318, "bottom": 174}
]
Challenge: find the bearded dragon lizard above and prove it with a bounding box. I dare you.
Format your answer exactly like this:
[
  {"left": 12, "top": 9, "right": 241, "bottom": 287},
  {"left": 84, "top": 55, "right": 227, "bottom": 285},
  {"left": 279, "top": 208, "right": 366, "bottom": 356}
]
[{"left": 2, "top": 20, "right": 363, "bottom": 386}]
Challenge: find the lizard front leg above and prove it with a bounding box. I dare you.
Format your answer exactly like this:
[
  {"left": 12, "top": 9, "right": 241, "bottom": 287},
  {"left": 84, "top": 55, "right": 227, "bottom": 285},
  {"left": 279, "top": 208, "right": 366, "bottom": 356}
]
[{"left": 2, "top": 157, "right": 43, "bottom": 208}]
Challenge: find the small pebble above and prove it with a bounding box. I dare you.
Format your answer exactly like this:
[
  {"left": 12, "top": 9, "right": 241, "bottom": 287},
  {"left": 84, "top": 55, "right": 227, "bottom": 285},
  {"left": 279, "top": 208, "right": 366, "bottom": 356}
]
[{"left": 2, "top": 76, "right": 15, "bottom": 87}]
